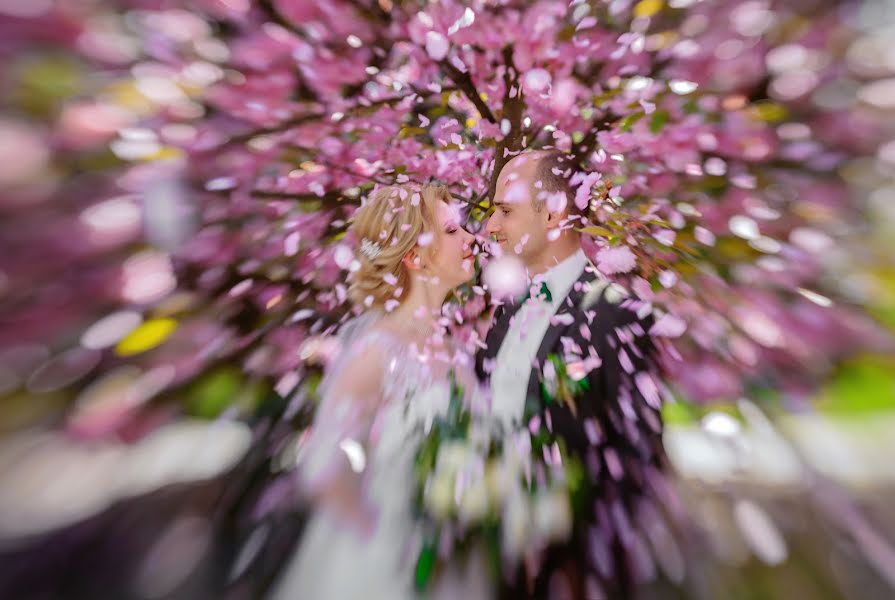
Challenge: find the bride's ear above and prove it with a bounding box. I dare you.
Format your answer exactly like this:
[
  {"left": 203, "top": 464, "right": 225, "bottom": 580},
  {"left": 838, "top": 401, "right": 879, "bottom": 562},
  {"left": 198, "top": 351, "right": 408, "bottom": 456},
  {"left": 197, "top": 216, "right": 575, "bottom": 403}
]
[{"left": 402, "top": 247, "right": 422, "bottom": 270}]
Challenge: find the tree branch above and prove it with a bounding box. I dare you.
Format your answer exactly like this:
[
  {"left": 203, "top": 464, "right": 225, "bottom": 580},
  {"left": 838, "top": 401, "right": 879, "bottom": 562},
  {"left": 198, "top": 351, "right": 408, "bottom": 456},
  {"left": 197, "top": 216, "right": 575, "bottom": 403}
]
[
  {"left": 572, "top": 54, "right": 671, "bottom": 165},
  {"left": 486, "top": 46, "right": 526, "bottom": 202},
  {"left": 572, "top": 109, "right": 619, "bottom": 166},
  {"left": 345, "top": 0, "right": 392, "bottom": 24},
  {"left": 249, "top": 189, "right": 351, "bottom": 209},
  {"left": 204, "top": 92, "right": 415, "bottom": 153},
  {"left": 440, "top": 60, "right": 497, "bottom": 124},
  {"left": 256, "top": 0, "right": 300, "bottom": 34}
]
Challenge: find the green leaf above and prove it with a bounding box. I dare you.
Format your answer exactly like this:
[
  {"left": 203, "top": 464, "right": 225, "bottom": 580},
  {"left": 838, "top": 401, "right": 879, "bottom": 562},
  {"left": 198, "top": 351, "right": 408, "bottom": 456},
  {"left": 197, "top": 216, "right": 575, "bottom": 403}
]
[
  {"left": 649, "top": 109, "right": 669, "bottom": 134},
  {"left": 187, "top": 368, "right": 242, "bottom": 418},
  {"left": 818, "top": 355, "right": 895, "bottom": 416},
  {"left": 414, "top": 538, "right": 438, "bottom": 591},
  {"left": 579, "top": 226, "right": 613, "bottom": 237},
  {"left": 484, "top": 525, "right": 502, "bottom": 581},
  {"left": 660, "top": 398, "right": 698, "bottom": 425},
  {"left": 619, "top": 111, "right": 645, "bottom": 132},
  {"left": 398, "top": 126, "right": 427, "bottom": 139},
  {"left": 12, "top": 54, "right": 85, "bottom": 118}
]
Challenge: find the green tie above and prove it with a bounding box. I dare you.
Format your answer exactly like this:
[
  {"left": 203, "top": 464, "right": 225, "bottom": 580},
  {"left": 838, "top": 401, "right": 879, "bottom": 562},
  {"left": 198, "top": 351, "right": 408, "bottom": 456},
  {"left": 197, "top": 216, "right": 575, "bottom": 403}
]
[{"left": 519, "top": 281, "right": 553, "bottom": 303}]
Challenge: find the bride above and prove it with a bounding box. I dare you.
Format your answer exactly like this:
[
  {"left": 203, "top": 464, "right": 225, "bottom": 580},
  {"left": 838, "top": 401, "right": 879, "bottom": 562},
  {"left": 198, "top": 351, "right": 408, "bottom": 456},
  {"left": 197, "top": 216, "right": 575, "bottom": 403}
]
[{"left": 270, "top": 184, "right": 491, "bottom": 599}]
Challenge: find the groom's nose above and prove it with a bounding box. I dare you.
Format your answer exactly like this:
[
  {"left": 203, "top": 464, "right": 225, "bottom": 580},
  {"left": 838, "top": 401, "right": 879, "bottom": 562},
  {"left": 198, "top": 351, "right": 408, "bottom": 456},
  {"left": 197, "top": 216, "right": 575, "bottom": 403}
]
[{"left": 484, "top": 213, "right": 499, "bottom": 236}]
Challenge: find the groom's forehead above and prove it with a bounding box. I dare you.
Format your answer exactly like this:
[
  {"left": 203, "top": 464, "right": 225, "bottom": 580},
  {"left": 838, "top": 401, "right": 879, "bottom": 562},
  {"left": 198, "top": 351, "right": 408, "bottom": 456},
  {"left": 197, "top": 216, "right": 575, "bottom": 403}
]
[
  {"left": 498, "top": 155, "right": 540, "bottom": 189},
  {"left": 505, "top": 153, "right": 540, "bottom": 174}
]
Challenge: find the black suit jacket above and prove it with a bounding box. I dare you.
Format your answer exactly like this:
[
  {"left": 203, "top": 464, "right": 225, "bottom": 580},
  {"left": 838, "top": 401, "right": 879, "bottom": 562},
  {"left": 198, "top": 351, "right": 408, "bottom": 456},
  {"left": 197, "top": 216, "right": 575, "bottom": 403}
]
[{"left": 476, "top": 265, "right": 668, "bottom": 597}]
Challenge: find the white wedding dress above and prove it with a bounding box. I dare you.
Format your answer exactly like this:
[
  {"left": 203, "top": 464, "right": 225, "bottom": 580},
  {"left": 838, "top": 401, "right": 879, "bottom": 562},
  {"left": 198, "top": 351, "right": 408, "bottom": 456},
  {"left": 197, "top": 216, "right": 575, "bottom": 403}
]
[{"left": 270, "top": 312, "right": 492, "bottom": 600}]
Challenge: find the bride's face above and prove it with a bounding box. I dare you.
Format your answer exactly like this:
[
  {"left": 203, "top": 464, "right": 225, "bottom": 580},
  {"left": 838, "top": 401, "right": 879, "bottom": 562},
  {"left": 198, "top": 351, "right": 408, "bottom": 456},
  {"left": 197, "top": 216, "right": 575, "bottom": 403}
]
[{"left": 423, "top": 200, "right": 475, "bottom": 288}]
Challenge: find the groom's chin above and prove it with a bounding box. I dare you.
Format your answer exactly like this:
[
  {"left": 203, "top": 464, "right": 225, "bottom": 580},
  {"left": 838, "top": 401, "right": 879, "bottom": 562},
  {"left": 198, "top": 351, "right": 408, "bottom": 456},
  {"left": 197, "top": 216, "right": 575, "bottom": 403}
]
[{"left": 487, "top": 240, "right": 507, "bottom": 256}]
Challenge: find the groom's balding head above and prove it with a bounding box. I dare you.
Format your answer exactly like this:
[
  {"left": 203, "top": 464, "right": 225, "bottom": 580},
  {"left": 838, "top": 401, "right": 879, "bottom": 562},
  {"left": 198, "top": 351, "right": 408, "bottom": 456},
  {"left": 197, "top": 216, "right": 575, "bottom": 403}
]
[{"left": 497, "top": 150, "right": 577, "bottom": 215}]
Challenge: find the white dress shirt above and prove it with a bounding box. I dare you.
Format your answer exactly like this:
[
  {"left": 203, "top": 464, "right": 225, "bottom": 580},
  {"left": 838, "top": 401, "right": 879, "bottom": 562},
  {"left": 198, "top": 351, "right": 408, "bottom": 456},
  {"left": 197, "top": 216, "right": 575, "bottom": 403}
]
[{"left": 489, "top": 249, "right": 588, "bottom": 424}]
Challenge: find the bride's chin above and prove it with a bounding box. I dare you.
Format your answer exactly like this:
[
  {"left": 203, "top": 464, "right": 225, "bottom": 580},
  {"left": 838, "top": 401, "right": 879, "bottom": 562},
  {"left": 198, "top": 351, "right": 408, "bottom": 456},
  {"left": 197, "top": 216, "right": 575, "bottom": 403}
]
[{"left": 450, "top": 270, "right": 472, "bottom": 288}]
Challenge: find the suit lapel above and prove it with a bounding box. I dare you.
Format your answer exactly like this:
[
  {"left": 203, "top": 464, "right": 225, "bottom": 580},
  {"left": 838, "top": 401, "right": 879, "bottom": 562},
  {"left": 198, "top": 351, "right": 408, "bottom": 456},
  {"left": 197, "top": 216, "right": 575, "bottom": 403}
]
[
  {"left": 476, "top": 299, "right": 523, "bottom": 378},
  {"left": 526, "top": 268, "right": 602, "bottom": 401}
]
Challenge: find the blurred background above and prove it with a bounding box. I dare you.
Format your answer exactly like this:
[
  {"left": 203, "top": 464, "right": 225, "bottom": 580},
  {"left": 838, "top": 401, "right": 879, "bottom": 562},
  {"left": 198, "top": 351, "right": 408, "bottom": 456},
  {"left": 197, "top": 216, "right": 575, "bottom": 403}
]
[{"left": 1, "top": 0, "right": 894, "bottom": 598}]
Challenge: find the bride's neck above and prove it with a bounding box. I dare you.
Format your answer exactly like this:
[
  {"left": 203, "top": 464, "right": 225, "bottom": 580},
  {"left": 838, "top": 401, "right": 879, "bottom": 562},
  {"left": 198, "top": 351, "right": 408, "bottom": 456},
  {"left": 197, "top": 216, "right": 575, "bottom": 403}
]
[{"left": 387, "top": 275, "right": 448, "bottom": 331}]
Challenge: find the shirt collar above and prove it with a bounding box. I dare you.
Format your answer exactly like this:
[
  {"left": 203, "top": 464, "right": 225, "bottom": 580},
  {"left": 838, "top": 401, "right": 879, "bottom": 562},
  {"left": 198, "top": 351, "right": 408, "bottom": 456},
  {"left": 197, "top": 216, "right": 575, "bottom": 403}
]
[{"left": 533, "top": 249, "right": 587, "bottom": 307}]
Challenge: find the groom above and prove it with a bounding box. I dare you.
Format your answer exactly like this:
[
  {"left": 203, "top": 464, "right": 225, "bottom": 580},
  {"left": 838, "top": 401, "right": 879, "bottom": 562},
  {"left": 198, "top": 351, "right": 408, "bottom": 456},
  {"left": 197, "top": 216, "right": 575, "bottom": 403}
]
[{"left": 475, "top": 150, "right": 668, "bottom": 599}]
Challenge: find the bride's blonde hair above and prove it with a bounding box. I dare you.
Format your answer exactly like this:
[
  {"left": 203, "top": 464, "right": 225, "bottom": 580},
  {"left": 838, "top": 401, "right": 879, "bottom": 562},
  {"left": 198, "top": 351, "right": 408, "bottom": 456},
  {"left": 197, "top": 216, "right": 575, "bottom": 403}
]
[{"left": 348, "top": 184, "right": 450, "bottom": 308}]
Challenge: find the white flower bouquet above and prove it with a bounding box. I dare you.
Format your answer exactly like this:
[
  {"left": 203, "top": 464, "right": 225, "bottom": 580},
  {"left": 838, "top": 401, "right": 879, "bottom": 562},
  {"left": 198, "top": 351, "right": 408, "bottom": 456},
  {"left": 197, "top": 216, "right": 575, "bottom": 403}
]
[{"left": 411, "top": 373, "right": 583, "bottom": 591}]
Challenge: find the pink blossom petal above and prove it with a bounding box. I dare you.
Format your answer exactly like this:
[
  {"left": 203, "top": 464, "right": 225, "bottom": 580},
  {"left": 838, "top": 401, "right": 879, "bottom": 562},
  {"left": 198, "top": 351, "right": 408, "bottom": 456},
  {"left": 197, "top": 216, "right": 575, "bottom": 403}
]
[
  {"left": 284, "top": 232, "right": 300, "bottom": 256},
  {"left": 654, "top": 229, "right": 676, "bottom": 246},
  {"left": 425, "top": 31, "right": 449, "bottom": 61},
  {"left": 482, "top": 256, "right": 527, "bottom": 299},
  {"left": 596, "top": 246, "right": 637, "bottom": 275},
  {"left": 694, "top": 226, "right": 716, "bottom": 246},
  {"left": 522, "top": 68, "right": 551, "bottom": 94},
  {"left": 650, "top": 313, "right": 687, "bottom": 337},
  {"left": 659, "top": 270, "right": 678, "bottom": 288},
  {"left": 580, "top": 323, "right": 592, "bottom": 341},
  {"left": 504, "top": 180, "right": 530, "bottom": 205},
  {"left": 333, "top": 245, "right": 353, "bottom": 269}
]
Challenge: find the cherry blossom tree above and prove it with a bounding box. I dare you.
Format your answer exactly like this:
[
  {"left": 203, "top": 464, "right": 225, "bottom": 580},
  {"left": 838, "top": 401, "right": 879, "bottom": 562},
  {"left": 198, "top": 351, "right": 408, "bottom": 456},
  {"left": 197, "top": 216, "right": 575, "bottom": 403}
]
[
  {"left": 2, "top": 0, "right": 894, "bottom": 437},
  {"left": 3, "top": 1, "right": 895, "bottom": 597},
  {"left": 161, "top": 0, "right": 894, "bottom": 414}
]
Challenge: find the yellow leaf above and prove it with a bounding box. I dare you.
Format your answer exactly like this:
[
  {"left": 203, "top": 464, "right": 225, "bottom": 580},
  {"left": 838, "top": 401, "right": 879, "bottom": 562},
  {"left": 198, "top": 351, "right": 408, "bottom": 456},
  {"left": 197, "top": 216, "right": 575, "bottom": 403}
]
[
  {"left": 633, "top": 0, "right": 664, "bottom": 18},
  {"left": 142, "top": 146, "right": 183, "bottom": 162},
  {"left": 750, "top": 101, "right": 788, "bottom": 122},
  {"left": 105, "top": 81, "right": 156, "bottom": 115},
  {"left": 115, "top": 318, "right": 178, "bottom": 357}
]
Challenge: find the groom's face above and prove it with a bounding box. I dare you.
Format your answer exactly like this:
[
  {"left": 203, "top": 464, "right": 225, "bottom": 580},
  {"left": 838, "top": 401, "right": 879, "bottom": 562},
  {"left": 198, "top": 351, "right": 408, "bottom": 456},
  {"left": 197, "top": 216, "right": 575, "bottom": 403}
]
[{"left": 486, "top": 155, "right": 551, "bottom": 264}]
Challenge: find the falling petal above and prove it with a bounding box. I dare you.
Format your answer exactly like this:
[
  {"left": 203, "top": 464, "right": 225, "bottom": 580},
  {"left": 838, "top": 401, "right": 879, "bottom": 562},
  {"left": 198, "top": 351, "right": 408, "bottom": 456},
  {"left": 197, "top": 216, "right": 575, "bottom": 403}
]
[
  {"left": 522, "top": 69, "right": 551, "bottom": 94},
  {"left": 701, "top": 411, "right": 741, "bottom": 437},
  {"left": 650, "top": 313, "right": 687, "bottom": 337},
  {"left": 425, "top": 31, "right": 449, "bottom": 61},
  {"left": 729, "top": 215, "right": 760, "bottom": 240},
  {"left": 483, "top": 256, "right": 527, "bottom": 299},
  {"left": 81, "top": 311, "right": 143, "bottom": 350},
  {"left": 596, "top": 246, "right": 637, "bottom": 275},
  {"left": 734, "top": 500, "right": 788, "bottom": 565},
  {"left": 339, "top": 438, "right": 367, "bottom": 472}
]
